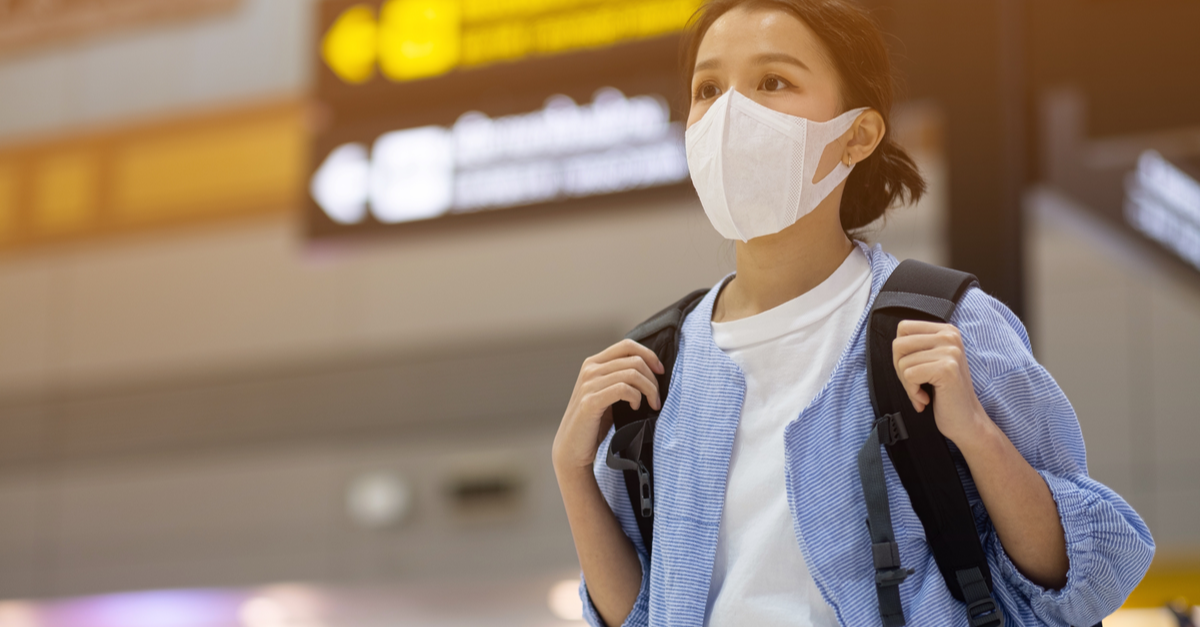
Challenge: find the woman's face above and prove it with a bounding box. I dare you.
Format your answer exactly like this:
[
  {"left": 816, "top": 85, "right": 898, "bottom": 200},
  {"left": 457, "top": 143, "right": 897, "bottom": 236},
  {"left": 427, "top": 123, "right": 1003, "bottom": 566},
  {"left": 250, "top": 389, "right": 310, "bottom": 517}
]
[{"left": 687, "top": 6, "right": 844, "bottom": 129}]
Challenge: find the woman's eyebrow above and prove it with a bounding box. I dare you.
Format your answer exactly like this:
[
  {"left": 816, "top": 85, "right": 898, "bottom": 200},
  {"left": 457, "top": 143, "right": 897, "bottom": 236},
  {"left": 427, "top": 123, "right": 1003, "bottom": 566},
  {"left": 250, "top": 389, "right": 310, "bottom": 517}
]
[
  {"left": 754, "top": 52, "right": 810, "bottom": 71},
  {"left": 694, "top": 58, "right": 721, "bottom": 72}
]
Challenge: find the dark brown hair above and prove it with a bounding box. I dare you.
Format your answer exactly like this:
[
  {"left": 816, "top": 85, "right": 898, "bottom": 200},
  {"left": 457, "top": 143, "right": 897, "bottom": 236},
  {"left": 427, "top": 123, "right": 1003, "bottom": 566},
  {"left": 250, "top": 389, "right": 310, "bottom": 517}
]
[{"left": 683, "top": 0, "right": 926, "bottom": 232}]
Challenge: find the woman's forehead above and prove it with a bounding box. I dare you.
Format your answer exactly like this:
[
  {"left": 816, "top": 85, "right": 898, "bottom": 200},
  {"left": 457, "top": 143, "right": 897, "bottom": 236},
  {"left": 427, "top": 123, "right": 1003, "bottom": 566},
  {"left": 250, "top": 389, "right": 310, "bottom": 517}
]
[{"left": 697, "top": 6, "right": 827, "bottom": 67}]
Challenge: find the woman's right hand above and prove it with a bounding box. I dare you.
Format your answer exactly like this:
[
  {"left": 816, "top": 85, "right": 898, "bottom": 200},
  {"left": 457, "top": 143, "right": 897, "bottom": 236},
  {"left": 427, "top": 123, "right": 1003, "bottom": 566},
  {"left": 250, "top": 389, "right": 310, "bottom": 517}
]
[{"left": 552, "top": 339, "right": 665, "bottom": 476}]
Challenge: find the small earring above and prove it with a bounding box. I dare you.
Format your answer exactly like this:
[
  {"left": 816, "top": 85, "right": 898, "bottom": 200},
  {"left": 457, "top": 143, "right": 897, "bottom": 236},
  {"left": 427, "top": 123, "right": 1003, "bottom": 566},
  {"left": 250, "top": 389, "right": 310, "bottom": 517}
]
[{"left": 844, "top": 154, "right": 853, "bottom": 167}]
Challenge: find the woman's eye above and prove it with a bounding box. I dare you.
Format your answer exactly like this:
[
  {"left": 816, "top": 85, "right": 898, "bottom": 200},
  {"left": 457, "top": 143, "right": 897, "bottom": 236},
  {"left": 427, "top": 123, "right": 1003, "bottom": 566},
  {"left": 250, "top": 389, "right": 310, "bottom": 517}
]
[
  {"left": 761, "top": 76, "right": 791, "bottom": 92},
  {"left": 696, "top": 83, "right": 721, "bottom": 100}
]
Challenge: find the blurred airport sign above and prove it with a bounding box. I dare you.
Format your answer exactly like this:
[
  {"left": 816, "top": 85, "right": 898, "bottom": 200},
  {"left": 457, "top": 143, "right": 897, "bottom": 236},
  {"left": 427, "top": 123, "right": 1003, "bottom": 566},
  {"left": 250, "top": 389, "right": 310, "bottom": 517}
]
[
  {"left": 307, "top": 0, "right": 700, "bottom": 240},
  {"left": 1125, "top": 152, "right": 1200, "bottom": 273},
  {"left": 0, "top": 101, "right": 305, "bottom": 250},
  {"left": 1041, "top": 88, "right": 1200, "bottom": 278}
]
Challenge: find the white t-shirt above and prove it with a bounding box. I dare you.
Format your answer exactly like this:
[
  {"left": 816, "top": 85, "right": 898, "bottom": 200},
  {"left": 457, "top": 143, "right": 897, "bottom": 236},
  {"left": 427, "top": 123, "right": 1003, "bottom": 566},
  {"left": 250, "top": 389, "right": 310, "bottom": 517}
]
[{"left": 704, "top": 248, "right": 872, "bottom": 627}]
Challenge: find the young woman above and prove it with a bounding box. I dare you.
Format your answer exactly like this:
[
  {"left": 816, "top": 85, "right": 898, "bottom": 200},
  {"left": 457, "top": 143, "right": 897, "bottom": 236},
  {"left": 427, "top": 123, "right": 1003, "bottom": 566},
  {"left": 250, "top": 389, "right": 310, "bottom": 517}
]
[{"left": 552, "top": 1, "right": 1154, "bottom": 625}]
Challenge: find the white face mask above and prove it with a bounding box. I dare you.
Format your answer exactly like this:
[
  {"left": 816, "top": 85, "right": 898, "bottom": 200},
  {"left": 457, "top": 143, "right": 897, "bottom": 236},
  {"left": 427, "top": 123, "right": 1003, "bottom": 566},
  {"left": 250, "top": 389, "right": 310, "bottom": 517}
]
[{"left": 685, "top": 89, "right": 868, "bottom": 242}]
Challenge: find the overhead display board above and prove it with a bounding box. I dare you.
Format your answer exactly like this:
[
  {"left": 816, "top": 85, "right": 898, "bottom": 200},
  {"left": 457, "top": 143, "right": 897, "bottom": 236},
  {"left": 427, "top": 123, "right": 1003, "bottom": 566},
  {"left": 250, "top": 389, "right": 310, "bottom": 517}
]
[
  {"left": 1125, "top": 152, "right": 1200, "bottom": 273},
  {"left": 1040, "top": 90, "right": 1200, "bottom": 280},
  {"left": 307, "top": 0, "right": 701, "bottom": 239}
]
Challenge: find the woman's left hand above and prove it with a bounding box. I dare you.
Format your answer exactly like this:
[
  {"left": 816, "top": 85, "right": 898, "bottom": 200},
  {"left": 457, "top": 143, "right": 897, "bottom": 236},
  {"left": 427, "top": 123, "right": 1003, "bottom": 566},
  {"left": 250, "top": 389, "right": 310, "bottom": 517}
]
[
  {"left": 894, "top": 320, "right": 1071, "bottom": 589},
  {"left": 892, "top": 320, "right": 989, "bottom": 445}
]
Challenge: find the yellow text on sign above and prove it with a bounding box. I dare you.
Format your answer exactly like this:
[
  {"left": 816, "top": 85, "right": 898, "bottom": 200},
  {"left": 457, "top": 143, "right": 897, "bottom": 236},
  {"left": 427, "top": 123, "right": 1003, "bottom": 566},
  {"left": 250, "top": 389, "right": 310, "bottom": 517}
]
[{"left": 321, "top": 0, "right": 701, "bottom": 84}]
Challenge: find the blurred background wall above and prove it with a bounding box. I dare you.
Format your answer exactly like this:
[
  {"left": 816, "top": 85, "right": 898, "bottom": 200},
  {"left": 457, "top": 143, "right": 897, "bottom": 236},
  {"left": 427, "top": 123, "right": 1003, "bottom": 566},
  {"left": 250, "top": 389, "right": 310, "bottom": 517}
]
[{"left": 0, "top": 0, "right": 1195, "bottom": 625}]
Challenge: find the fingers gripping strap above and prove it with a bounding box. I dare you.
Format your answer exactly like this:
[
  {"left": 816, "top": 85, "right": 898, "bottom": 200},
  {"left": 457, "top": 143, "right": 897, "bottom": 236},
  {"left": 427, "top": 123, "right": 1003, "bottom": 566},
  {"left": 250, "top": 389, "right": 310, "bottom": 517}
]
[
  {"left": 608, "top": 287, "right": 707, "bottom": 558},
  {"left": 858, "top": 415, "right": 913, "bottom": 627}
]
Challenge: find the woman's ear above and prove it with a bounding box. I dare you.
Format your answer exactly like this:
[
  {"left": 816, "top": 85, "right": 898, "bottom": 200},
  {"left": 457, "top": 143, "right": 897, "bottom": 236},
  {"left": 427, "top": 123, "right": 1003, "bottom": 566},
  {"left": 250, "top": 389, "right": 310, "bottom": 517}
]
[{"left": 844, "top": 109, "right": 886, "bottom": 165}]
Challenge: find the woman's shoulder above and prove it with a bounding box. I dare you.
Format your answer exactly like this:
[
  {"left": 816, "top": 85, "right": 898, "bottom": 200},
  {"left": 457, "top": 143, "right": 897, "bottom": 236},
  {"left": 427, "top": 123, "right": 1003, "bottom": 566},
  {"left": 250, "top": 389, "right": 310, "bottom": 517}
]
[
  {"left": 952, "top": 287, "right": 1038, "bottom": 384},
  {"left": 861, "top": 242, "right": 1036, "bottom": 383}
]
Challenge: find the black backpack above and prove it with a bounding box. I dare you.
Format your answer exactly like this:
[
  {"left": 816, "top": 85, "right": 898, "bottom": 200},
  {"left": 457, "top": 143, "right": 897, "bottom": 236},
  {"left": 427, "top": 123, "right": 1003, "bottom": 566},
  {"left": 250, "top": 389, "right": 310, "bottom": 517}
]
[{"left": 606, "top": 260, "right": 1097, "bottom": 627}]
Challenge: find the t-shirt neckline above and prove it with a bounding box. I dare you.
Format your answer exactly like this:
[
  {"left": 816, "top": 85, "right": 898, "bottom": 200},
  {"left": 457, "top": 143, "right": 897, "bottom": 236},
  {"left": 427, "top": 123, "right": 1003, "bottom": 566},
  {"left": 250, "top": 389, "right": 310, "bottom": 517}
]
[{"left": 711, "top": 248, "right": 871, "bottom": 350}]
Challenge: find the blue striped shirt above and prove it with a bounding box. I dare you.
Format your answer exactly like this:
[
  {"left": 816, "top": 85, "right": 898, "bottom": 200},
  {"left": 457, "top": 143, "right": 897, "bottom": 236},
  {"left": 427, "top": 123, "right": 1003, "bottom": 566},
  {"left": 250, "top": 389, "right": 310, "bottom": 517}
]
[{"left": 581, "top": 243, "right": 1154, "bottom": 627}]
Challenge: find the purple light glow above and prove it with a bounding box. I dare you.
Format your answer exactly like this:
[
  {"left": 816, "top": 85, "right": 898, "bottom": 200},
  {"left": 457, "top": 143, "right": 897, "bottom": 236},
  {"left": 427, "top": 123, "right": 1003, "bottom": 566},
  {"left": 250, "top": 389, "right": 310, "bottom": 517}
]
[{"left": 42, "top": 590, "right": 242, "bottom": 627}]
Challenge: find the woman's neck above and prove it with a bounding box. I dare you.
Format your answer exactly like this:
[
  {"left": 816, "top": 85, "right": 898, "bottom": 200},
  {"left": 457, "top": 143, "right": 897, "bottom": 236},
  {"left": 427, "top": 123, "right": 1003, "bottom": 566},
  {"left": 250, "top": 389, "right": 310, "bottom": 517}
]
[{"left": 713, "top": 197, "right": 853, "bottom": 323}]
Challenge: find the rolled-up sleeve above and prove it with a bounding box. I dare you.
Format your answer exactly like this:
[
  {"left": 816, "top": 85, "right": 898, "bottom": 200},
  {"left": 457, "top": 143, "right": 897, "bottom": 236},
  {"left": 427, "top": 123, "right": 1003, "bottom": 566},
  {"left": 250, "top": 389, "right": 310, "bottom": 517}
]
[
  {"left": 580, "top": 428, "right": 652, "bottom": 627},
  {"left": 987, "top": 470, "right": 1155, "bottom": 626},
  {"left": 958, "top": 290, "right": 1155, "bottom": 626}
]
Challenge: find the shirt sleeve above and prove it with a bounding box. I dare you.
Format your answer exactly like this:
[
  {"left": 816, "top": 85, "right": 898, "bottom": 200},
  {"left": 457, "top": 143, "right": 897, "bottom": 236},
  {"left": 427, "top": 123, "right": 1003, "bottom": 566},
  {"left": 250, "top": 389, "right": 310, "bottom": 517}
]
[
  {"left": 580, "top": 427, "right": 652, "bottom": 627},
  {"left": 955, "top": 289, "right": 1156, "bottom": 626}
]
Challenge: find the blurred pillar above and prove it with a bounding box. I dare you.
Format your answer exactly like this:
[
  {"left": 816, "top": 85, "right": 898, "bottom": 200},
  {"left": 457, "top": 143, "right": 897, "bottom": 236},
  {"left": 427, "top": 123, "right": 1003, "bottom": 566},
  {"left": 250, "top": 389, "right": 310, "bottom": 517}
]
[{"left": 874, "top": 0, "right": 1030, "bottom": 321}]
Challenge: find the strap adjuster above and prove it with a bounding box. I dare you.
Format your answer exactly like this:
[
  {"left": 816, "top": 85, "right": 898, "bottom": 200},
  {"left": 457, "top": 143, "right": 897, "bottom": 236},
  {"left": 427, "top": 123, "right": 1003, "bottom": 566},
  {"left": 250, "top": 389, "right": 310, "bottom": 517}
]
[
  {"left": 872, "top": 540, "right": 912, "bottom": 587},
  {"left": 634, "top": 461, "right": 653, "bottom": 517},
  {"left": 607, "top": 419, "right": 656, "bottom": 518},
  {"left": 966, "top": 597, "right": 1003, "bottom": 627},
  {"left": 875, "top": 567, "right": 913, "bottom": 587},
  {"left": 878, "top": 413, "right": 908, "bottom": 446},
  {"left": 872, "top": 540, "right": 901, "bottom": 570}
]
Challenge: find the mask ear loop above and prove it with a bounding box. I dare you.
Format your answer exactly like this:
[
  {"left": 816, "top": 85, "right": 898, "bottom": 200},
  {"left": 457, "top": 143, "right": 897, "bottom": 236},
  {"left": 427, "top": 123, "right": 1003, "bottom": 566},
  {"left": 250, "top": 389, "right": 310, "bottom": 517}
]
[{"left": 802, "top": 108, "right": 869, "bottom": 205}]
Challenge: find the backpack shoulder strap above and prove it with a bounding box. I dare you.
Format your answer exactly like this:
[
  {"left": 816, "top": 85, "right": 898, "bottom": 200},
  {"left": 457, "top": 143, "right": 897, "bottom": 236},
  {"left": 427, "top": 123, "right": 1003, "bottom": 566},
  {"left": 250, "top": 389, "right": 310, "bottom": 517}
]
[
  {"left": 858, "top": 259, "right": 1005, "bottom": 627},
  {"left": 607, "top": 288, "right": 708, "bottom": 556}
]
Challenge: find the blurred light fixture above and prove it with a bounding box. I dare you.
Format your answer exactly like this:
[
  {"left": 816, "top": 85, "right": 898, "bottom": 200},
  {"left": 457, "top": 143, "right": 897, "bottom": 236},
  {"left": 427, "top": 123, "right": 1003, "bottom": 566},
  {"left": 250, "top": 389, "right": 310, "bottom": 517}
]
[
  {"left": 239, "top": 597, "right": 285, "bottom": 627},
  {"left": 346, "top": 471, "right": 413, "bottom": 529},
  {"left": 547, "top": 578, "right": 584, "bottom": 621},
  {"left": 310, "top": 88, "right": 688, "bottom": 225},
  {"left": 0, "top": 602, "right": 38, "bottom": 627},
  {"left": 1125, "top": 150, "right": 1200, "bottom": 271}
]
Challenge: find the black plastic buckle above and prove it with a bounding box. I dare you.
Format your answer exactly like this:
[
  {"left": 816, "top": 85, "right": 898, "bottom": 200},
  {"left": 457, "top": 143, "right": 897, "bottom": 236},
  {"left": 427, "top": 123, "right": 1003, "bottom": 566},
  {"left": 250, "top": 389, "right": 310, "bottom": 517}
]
[
  {"left": 635, "top": 461, "right": 653, "bottom": 517},
  {"left": 872, "top": 540, "right": 901, "bottom": 570},
  {"left": 966, "top": 597, "right": 1004, "bottom": 627},
  {"left": 872, "top": 539, "right": 912, "bottom": 587},
  {"left": 878, "top": 413, "right": 908, "bottom": 446},
  {"left": 607, "top": 419, "right": 656, "bottom": 518},
  {"left": 875, "top": 567, "right": 913, "bottom": 587}
]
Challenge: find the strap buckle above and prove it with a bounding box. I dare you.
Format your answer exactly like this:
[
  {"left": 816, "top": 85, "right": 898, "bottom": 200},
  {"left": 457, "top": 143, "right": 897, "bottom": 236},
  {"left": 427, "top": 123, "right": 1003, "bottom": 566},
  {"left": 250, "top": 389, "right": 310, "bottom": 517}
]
[
  {"left": 875, "top": 567, "right": 913, "bottom": 587},
  {"left": 607, "top": 419, "right": 656, "bottom": 518},
  {"left": 966, "top": 597, "right": 1004, "bottom": 627},
  {"left": 878, "top": 413, "right": 908, "bottom": 446},
  {"left": 956, "top": 567, "right": 1005, "bottom": 627},
  {"left": 871, "top": 540, "right": 914, "bottom": 587},
  {"left": 634, "top": 461, "right": 653, "bottom": 517}
]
